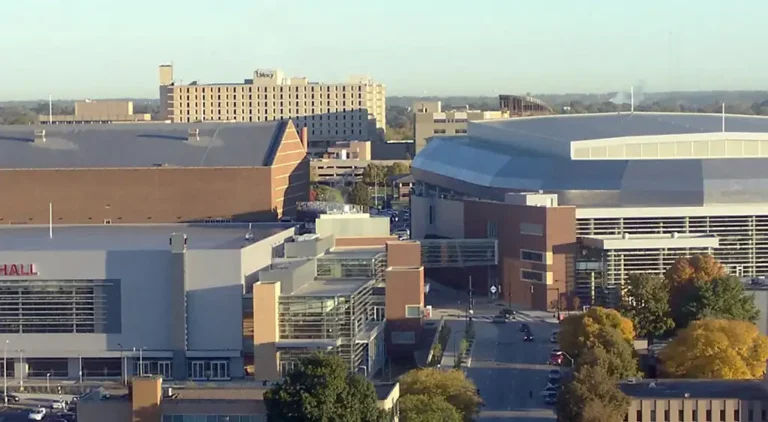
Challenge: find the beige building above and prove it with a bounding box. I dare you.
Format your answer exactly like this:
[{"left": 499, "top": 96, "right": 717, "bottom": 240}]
[
  {"left": 311, "top": 158, "right": 410, "bottom": 183},
  {"left": 40, "top": 100, "right": 151, "bottom": 124},
  {"left": 412, "top": 100, "right": 508, "bottom": 155},
  {"left": 621, "top": 379, "right": 768, "bottom": 422},
  {"left": 158, "top": 65, "right": 386, "bottom": 142}
]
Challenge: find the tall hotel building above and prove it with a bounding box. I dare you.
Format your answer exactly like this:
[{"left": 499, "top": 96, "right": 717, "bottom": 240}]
[{"left": 158, "top": 65, "right": 386, "bottom": 142}]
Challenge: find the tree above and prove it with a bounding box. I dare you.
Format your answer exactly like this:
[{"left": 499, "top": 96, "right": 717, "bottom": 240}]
[
  {"left": 311, "top": 184, "right": 343, "bottom": 203},
  {"left": 348, "top": 183, "right": 371, "bottom": 207},
  {"left": 576, "top": 328, "right": 639, "bottom": 379},
  {"left": 363, "top": 164, "right": 386, "bottom": 186},
  {"left": 556, "top": 364, "right": 630, "bottom": 422},
  {"left": 570, "top": 295, "right": 582, "bottom": 312},
  {"left": 659, "top": 319, "right": 768, "bottom": 379},
  {"left": 399, "top": 394, "right": 462, "bottom": 422},
  {"left": 263, "top": 353, "right": 386, "bottom": 422},
  {"left": 664, "top": 254, "right": 757, "bottom": 328},
  {"left": 399, "top": 368, "right": 482, "bottom": 422},
  {"left": 620, "top": 274, "right": 674, "bottom": 342},
  {"left": 558, "top": 307, "right": 635, "bottom": 359},
  {"left": 387, "top": 162, "right": 410, "bottom": 178}
]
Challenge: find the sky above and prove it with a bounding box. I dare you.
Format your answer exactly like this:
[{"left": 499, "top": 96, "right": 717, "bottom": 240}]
[{"left": 1, "top": 0, "right": 768, "bottom": 100}]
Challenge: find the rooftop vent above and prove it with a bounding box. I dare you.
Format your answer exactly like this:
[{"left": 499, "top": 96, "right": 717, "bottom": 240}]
[
  {"left": 671, "top": 232, "right": 679, "bottom": 239},
  {"left": 34, "top": 129, "right": 46, "bottom": 143},
  {"left": 187, "top": 128, "right": 200, "bottom": 142},
  {"left": 622, "top": 233, "right": 630, "bottom": 240}
]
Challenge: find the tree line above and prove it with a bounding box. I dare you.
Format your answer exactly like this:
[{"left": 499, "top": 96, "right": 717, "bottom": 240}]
[
  {"left": 263, "top": 353, "right": 482, "bottom": 422},
  {"left": 556, "top": 254, "right": 768, "bottom": 422}
]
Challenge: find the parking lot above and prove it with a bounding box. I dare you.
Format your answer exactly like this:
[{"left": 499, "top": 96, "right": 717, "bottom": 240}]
[{"left": 0, "top": 394, "right": 77, "bottom": 422}]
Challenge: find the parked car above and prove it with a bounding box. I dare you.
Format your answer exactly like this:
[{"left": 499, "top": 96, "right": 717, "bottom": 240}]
[
  {"left": 50, "top": 400, "right": 67, "bottom": 410},
  {"left": 549, "top": 352, "right": 564, "bottom": 366},
  {"left": 392, "top": 227, "right": 410, "bottom": 239},
  {"left": 520, "top": 323, "right": 531, "bottom": 333},
  {"left": 524, "top": 333, "right": 534, "bottom": 342},
  {"left": 540, "top": 385, "right": 558, "bottom": 396},
  {"left": 500, "top": 308, "right": 516, "bottom": 319},
  {"left": 548, "top": 369, "right": 563, "bottom": 381},
  {"left": 550, "top": 330, "right": 559, "bottom": 343},
  {"left": 57, "top": 412, "right": 77, "bottom": 422},
  {"left": 28, "top": 408, "right": 47, "bottom": 421},
  {"left": 544, "top": 391, "right": 558, "bottom": 405},
  {"left": 492, "top": 314, "right": 507, "bottom": 324}
]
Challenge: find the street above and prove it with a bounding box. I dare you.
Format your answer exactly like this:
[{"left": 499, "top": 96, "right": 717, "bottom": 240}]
[{"left": 428, "top": 282, "right": 558, "bottom": 422}]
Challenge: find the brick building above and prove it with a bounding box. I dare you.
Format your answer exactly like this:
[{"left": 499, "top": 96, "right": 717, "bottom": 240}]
[{"left": 0, "top": 121, "right": 309, "bottom": 223}]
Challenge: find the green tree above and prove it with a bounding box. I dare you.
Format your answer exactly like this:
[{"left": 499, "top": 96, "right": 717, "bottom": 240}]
[
  {"left": 556, "top": 364, "right": 630, "bottom": 422},
  {"left": 620, "top": 274, "right": 674, "bottom": 342},
  {"left": 399, "top": 368, "right": 482, "bottom": 422},
  {"left": 263, "top": 353, "right": 386, "bottom": 422},
  {"left": 696, "top": 276, "right": 759, "bottom": 322},
  {"left": 311, "top": 184, "right": 343, "bottom": 203},
  {"left": 387, "top": 162, "right": 410, "bottom": 178},
  {"left": 665, "top": 254, "right": 726, "bottom": 327},
  {"left": 659, "top": 319, "right": 768, "bottom": 379},
  {"left": 348, "top": 183, "right": 371, "bottom": 207},
  {"left": 399, "top": 394, "right": 462, "bottom": 422},
  {"left": 576, "top": 327, "right": 639, "bottom": 379},
  {"left": 558, "top": 307, "right": 635, "bottom": 359},
  {"left": 363, "top": 164, "right": 386, "bottom": 186}
]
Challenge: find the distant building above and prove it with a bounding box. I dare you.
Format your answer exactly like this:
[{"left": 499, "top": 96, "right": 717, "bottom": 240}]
[
  {"left": 40, "top": 100, "right": 151, "bottom": 124},
  {"left": 311, "top": 159, "right": 410, "bottom": 184},
  {"left": 412, "top": 100, "right": 508, "bottom": 155},
  {"left": 158, "top": 64, "right": 386, "bottom": 143}
]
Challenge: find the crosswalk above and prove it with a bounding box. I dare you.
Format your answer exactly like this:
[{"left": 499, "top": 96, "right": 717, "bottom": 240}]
[{"left": 437, "top": 312, "right": 544, "bottom": 323}]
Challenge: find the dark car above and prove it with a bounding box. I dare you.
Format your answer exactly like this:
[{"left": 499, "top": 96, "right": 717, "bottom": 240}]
[
  {"left": 57, "top": 413, "right": 77, "bottom": 422},
  {"left": 524, "top": 333, "right": 534, "bottom": 342},
  {"left": 1, "top": 392, "right": 20, "bottom": 402},
  {"left": 520, "top": 323, "right": 531, "bottom": 333},
  {"left": 500, "top": 308, "right": 516, "bottom": 319},
  {"left": 544, "top": 392, "right": 558, "bottom": 405}
]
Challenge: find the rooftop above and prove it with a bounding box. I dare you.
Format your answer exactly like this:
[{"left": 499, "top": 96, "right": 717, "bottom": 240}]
[
  {"left": 618, "top": 379, "right": 768, "bottom": 400},
  {"left": 321, "top": 246, "right": 386, "bottom": 259},
  {"left": 0, "top": 121, "right": 284, "bottom": 169},
  {"left": 478, "top": 112, "right": 768, "bottom": 144},
  {"left": 290, "top": 277, "right": 372, "bottom": 297},
  {"left": 0, "top": 224, "right": 294, "bottom": 251}
]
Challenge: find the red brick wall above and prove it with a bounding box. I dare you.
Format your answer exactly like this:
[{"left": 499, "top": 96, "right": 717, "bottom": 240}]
[{"left": 0, "top": 123, "right": 309, "bottom": 224}]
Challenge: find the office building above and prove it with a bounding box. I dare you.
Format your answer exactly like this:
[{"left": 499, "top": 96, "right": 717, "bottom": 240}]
[
  {"left": 412, "top": 96, "right": 553, "bottom": 156},
  {"left": 409, "top": 112, "right": 768, "bottom": 309},
  {"left": 158, "top": 65, "right": 386, "bottom": 142},
  {"left": 40, "top": 100, "right": 152, "bottom": 124},
  {"left": 0, "top": 120, "right": 309, "bottom": 223}
]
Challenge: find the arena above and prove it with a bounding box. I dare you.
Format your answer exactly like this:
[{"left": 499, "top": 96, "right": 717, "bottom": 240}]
[{"left": 410, "top": 112, "right": 768, "bottom": 308}]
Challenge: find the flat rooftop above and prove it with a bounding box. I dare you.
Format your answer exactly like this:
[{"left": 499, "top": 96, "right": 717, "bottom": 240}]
[
  {"left": 0, "top": 121, "right": 283, "bottom": 169},
  {"left": 321, "top": 246, "right": 386, "bottom": 259},
  {"left": 619, "top": 379, "right": 768, "bottom": 400},
  {"left": 0, "top": 224, "right": 294, "bottom": 251},
  {"left": 290, "top": 277, "right": 372, "bottom": 297}
]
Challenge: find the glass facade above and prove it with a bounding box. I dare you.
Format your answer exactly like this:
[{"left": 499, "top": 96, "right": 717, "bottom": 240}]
[
  {"left": 0, "top": 279, "right": 120, "bottom": 333},
  {"left": 420, "top": 238, "right": 497, "bottom": 268}
]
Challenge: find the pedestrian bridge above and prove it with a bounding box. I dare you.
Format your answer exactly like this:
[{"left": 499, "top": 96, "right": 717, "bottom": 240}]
[{"left": 420, "top": 238, "right": 498, "bottom": 268}]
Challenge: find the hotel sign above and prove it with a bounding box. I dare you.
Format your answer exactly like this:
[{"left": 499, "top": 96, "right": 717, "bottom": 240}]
[
  {"left": 0, "top": 264, "right": 38, "bottom": 276},
  {"left": 255, "top": 70, "right": 275, "bottom": 79}
]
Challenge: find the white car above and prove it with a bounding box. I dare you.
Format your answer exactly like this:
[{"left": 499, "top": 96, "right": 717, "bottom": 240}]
[
  {"left": 50, "top": 399, "right": 67, "bottom": 409},
  {"left": 28, "top": 408, "right": 46, "bottom": 421}
]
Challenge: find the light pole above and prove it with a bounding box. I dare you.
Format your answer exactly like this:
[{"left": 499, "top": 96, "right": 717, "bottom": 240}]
[
  {"left": 118, "top": 343, "right": 125, "bottom": 385},
  {"left": 3, "top": 340, "right": 8, "bottom": 406},
  {"left": 46, "top": 373, "right": 51, "bottom": 393},
  {"left": 78, "top": 354, "right": 83, "bottom": 384},
  {"left": 135, "top": 347, "right": 146, "bottom": 376}
]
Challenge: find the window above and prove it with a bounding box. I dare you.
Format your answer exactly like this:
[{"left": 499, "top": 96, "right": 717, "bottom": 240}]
[
  {"left": 103, "top": 219, "right": 112, "bottom": 225},
  {"left": 706, "top": 410, "right": 711, "bottom": 422},
  {"left": 428, "top": 205, "right": 434, "bottom": 225},
  {"left": 720, "top": 409, "right": 725, "bottom": 421},
  {"left": 455, "top": 128, "right": 468, "bottom": 134},
  {"left": 664, "top": 410, "right": 669, "bottom": 422},
  {"left": 486, "top": 221, "right": 498, "bottom": 238},
  {"left": 405, "top": 305, "right": 421, "bottom": 318},
  {"left": 521, "top": 270, "right": 544, "bottom": 283},
  {"left": 433, "top": 129, "right": 447, "bottom": 134},
  {"left": 693, "top": 410, "right": 698, "bottom": 421},
  {"left": 650, "top": 410, "right": 656, "bottom": 421},
  {"left": 520, "top": 222, "right": 544, "bottom": 236},
  {"left": 748, "top": 409, "right": 754, "bottom": 421},
  {"left": 521, "top": 250, "right": 544, "bottom": 263},
  {"left": 679, "top": 410, "right": 684, "bottom": 421},
  {"left": 735, "top": 410, "right": 740, "bottom": 422},
  {"left": 761, "top": 409, "right": 766, "bottom": 421},
  {"left": 637, "top": 410, "right": 642, "bottom": 421}
]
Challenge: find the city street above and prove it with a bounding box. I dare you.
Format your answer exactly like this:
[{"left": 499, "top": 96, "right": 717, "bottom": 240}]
[{"left": 427, "top": 281, "right": 558, "bottom": 421}]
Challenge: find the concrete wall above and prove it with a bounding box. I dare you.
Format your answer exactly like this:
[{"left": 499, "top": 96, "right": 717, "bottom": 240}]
[
  {"left": 410, "top": 195, "right": 465, "bottom": 239},
  {"left": 186, "top": 250, "right": 244, "bottom": 352},
  {"left": 0, "top": 250, "right": 173, "bottom": 355},
  {"left": 315, "top": 215, "right": 390, "bottom": 238},
  {"left": 241, "top": 228, "right": 297, "bottom": 289},
  {"left": 751, "top": 289, "right": 768, "bottom": 335}
]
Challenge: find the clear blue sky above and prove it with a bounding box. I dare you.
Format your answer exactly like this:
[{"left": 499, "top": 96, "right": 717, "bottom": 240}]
[{"left": 2, "top": 0, "right": 767, "bottom": 100}]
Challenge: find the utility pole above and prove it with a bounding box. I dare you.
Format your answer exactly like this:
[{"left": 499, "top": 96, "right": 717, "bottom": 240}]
[{"left": 3, "top": 340, "right": 7, "bottom": 406}]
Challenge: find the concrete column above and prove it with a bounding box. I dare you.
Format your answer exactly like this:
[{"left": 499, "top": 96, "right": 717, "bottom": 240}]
[
  {"left": 169, "top": 233, "right": 188, "bottom": 380},
  {"left": 66, "top": 358, "right": 81, "bottom": 381},
  {"left": 13, "top": 361, "right": 27, "bottom": 383}
]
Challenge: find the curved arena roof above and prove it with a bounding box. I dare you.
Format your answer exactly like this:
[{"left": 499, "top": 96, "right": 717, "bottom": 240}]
[{"left": 412, "top": 112, "right": 768, "bottom": 207}]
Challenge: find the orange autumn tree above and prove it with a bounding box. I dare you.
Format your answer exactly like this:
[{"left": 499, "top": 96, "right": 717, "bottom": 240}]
[{"left": 558, "top": 307, "right": 636, "bottom": 359}]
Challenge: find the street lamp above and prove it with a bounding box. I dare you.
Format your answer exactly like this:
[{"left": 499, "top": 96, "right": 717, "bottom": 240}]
[
  {"left": 118, "top": 343, "right": 125, "bottom": 385},
  {"left": 46, "top": 373, "right": 51, "bottom": 393},
  {"left": 78, "top": 354, "right": 83, "bottom": 384}
]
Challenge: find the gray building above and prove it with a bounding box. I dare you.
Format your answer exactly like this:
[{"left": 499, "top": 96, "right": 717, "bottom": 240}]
[{"left": 0, "top": 223, "right": 295, "bottom": 382}]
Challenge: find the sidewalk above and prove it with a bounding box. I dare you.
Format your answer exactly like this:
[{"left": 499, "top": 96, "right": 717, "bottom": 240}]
[{"left": 440, "top": 318, "right": 472, "bottom": 369}]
